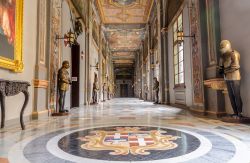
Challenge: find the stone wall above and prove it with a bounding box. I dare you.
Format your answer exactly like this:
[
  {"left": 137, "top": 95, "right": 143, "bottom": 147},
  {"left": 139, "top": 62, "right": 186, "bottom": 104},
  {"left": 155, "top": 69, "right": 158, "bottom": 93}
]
[{"left": 219, "top": 0, "right": 250, "bottom": 117}]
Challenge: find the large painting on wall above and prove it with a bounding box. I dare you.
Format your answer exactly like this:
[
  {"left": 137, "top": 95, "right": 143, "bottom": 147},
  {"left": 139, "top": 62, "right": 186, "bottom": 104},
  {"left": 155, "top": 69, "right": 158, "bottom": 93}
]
[{"left": 0, "top": 0, "right": 23, "bottom": 72}]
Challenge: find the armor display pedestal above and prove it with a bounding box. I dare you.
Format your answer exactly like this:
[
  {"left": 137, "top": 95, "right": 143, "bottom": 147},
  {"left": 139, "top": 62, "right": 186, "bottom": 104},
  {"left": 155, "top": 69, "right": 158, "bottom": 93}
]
[
  {"left": 221, "top": 116, "right": 250, "bottom": 124},
  {"left": 51, "top": 112, "right": 69, "bottom": 116}
]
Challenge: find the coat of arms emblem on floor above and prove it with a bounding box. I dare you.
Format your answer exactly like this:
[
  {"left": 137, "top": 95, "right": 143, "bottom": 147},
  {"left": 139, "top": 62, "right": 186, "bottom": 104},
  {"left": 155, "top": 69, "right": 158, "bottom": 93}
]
[{"left": 77, "top": 127, "right": 180, "bottom": 155}]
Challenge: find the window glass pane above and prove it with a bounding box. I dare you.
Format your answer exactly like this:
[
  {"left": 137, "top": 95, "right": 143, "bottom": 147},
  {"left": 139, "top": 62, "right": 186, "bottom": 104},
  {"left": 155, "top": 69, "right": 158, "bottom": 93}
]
[
  {"left": 173, "top": 12, "right": 184, "bottom": 86},
  {"left": 174, "top": 64, "right": 178, "bottom": 75},
  {"left": 178, "top": 14, "right": 182, "bottom": 26},
  {"left": 174, "top": 32, "right": 177, "bottom": 41},
  {"left": 174, "top": 45, "right": 178, "bottom": 55},
  {"left": 179, "top": 73, "right": 184, "bottom": 84},
  {"left": 179, "top": 50, "right": 183, "bottom": 62},
  {"left": 178, "top": 42, "right": 183, "bottom": 51},
  {"left": 179, "top": 61, "right": 184, "bottom": 73},
  {"left": 175, "top": 75, "right": 179, "bottom": 84},
  {"left": 174, "top": 55, "right": 178, "bottom": 64},
  {"left": 178, "top": 25, "right": 183, "bottom": 32},
  {"left": 173, "top": 22, "right": 177, "bottom": 32}
]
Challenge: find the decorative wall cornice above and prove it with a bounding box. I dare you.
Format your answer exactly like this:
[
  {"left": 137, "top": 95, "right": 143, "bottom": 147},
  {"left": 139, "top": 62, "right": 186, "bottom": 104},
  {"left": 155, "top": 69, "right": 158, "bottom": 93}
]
[{"left": 33, "top": 79, "right": 49, "bottom": 89}]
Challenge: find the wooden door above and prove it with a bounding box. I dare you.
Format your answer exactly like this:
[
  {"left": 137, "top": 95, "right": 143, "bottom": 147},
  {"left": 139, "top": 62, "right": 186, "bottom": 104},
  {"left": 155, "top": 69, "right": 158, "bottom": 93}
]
[
  {"left": 120, "top": 84, "right": 128, "bottom": 97},
  {"left": 71, "top": 44, "right": 80, "bottom": 108}
]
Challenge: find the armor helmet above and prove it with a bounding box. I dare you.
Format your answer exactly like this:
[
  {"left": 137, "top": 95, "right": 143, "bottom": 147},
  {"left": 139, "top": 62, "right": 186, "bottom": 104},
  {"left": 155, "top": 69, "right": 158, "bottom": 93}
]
[
  {"left": 62, "top": 60, "right": 70, "bottom": 69},
  {"left": 220, "top": 40, "right": 232, "bottom": 54}
]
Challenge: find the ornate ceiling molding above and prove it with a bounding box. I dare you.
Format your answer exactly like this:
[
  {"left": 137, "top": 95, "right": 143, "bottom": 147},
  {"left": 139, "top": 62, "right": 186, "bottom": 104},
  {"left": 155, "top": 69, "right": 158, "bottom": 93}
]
[
  {"left": 96, "top": 0, "right": 154, "bottom": 24},
  {"left": 111, "top": 0, "right": 137, "bottom": 7}
]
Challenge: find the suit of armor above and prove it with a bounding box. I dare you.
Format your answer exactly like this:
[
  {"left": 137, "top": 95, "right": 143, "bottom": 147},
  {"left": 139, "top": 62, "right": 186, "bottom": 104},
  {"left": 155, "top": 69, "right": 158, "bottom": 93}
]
[
  {"left": 102, "top": 83, "right": 106, "bottom": 101},
  {"left": 144, "top": 85, "right": 148, "bottom": 101},
  {"left": 153, "top": 77, "right": 159, "bottom": 104},
  {"left": 107, "top": 84, "right": 110, "bottom": 100},
  {"left": 58, "top": 61, "right": 71, "bottom": 113},
  {"left": 92, "top": 75, "right": 99, "bottom": 104},
  {"left": 219, "top": 40, "right": 242, "bottom": 116}
]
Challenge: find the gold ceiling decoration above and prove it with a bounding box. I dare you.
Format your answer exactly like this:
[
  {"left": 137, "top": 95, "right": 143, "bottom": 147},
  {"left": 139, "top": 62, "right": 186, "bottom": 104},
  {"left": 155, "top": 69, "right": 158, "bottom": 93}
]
[
  {"left": 96, "top": 0, "right": 154, "bottom": 24},
  {"left": 112, "top": 52, "right": 135, "bottom": 64},
  {"left": 111, "top": 0, "right": 138, "bottom": 8}
]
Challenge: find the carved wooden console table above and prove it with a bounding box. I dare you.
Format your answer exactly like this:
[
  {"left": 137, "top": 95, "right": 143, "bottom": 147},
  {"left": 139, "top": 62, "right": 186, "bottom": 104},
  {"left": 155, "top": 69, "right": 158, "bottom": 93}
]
[{"left": 0, "top": 80, "right": 30, "bottom": 130}]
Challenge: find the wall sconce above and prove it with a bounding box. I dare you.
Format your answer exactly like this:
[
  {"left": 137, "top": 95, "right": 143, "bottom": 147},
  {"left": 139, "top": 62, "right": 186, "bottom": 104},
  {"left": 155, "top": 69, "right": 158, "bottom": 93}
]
[
  {"left": 90, "top": 62, "right": 99, "bottom": 71},
  {"left": 56, "top": 29, "right": 77, "bottom": 47},
  {"left": 177, "top": 30, "right": 195, "bottom": 42}
]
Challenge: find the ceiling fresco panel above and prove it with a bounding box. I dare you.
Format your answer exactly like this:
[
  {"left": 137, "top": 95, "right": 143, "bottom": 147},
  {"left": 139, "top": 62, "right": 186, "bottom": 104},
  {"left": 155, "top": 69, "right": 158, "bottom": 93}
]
[
  {"left": 96, "top": 0, "right": 153, "bottom": 24},
  {"left": 95, "top": 0, "right": 153, "bottom": 67}
]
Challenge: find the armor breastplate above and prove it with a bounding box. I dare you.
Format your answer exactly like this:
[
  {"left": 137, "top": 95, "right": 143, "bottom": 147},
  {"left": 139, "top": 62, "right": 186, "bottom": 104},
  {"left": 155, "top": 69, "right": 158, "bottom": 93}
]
[
  {"left": 223, "top": 55, "right": 232, "bottom": 69},
  {"left": 58, "top": 68, "right": 70, "bottom": 91},
  {"left": 93, "top": 82, "right": 99, "bottom": 91},
  {"left": 223, "top": 51, "right": 241, "bottom": 81}
]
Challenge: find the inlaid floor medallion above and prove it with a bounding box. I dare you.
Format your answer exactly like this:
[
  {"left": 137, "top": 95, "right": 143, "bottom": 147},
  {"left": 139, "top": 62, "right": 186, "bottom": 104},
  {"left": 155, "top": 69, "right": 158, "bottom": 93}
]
[{"left": 55, "top": 126, "right": 202, "bottom": 161}]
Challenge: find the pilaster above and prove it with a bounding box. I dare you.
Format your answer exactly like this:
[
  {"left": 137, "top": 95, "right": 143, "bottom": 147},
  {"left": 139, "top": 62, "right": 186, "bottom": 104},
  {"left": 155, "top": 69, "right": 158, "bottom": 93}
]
[{"left": 196, "top": 0, "right": 225, "bottom": 117}]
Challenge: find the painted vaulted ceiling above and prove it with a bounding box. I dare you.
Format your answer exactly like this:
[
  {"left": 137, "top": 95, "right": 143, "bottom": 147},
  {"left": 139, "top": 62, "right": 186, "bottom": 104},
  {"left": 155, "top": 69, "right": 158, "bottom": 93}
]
[
  {"left": 95, "top": 0, "right": 153, "bottom": 67},
  {"left": 96, "top": 0, "right": 153, "bottom": 24}
]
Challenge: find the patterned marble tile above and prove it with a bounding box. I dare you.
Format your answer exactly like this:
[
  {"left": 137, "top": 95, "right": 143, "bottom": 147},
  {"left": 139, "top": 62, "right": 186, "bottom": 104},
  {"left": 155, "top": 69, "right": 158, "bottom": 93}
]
[{"left": 1, "top": 98, "right": 250, "bottom": 162}]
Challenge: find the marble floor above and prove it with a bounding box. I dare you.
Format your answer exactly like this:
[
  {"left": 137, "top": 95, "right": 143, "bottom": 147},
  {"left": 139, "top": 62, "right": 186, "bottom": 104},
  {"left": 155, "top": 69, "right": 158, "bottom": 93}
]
[{"left": 1, "top": 98, "right": 250, "bottom": 163}]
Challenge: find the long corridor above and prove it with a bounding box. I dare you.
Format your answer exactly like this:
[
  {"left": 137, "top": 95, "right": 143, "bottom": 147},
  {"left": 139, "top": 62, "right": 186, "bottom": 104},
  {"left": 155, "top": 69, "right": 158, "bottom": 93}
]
[{"left": 1, "top": 98, "right": 250, "bottom": 163}]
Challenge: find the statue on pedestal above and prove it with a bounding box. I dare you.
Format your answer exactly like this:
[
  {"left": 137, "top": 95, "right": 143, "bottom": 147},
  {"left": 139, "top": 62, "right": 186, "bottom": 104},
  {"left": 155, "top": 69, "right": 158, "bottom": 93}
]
[
  {"left": 92, "top": 74, "right": 99, "bottom": 104},
  {"left": 153, "top": 77, "right": 159, "bottom": 104},
  {"left": 57, "top": 61, "right": 71, "bottom": 113},
  {"left": 218, "top": 40, "right": 242, "bottom": 117}
]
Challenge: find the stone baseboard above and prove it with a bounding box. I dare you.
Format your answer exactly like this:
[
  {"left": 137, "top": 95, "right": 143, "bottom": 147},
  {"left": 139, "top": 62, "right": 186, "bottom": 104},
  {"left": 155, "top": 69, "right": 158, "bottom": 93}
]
[
  {"left": 31, "top": 109, "right": 52, "bottom": 120},
  {"left": 2, "top": 109, "right": 51, "bottom": 129},
  {"left": 221, "top": 116, "right": 250, "bottom": 124},
  {"left": 189, "top": 108, "right": 227, "bottom": 119},
  {"left": 170, "top": 103, "right": 189, "bottom": 110}
]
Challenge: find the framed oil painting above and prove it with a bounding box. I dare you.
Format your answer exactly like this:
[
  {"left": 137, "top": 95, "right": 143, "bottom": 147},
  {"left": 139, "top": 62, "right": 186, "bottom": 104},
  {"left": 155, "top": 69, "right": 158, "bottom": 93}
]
[{"left": 0, "top": 0, "right": 23, "bottom": 72}]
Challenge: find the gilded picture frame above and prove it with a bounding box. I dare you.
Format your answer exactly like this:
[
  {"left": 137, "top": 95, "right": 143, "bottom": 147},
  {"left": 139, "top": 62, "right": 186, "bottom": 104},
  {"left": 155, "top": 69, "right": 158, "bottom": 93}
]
[{"left": 0, "top": 0, "right": 23, "bottom": 72}]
